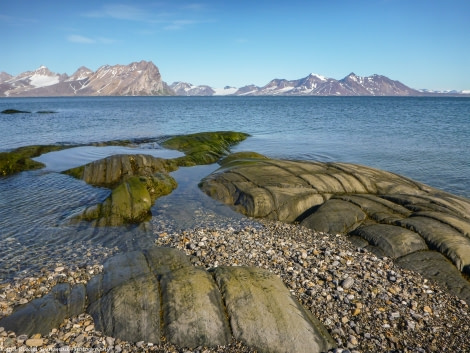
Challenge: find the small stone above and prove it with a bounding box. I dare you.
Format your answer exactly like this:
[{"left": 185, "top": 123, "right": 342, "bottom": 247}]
[
  {"left": 26, "top": 338, "right": 44, "bottom": 347},
  {"left": 352, "top": 308, "right": 361, "bottom": 316},
  {"left": 341, "top": 277, "right": 355, "bottom": 289},
  {"left": 423, "top": 306, "right": 432, "bottom": 314},
  {"left": 55, "top": 266, "right": 65, "bottom": 272},
  {"left": 85, "top": 324, "right": 94, "bottom": 332},
  {"left": 349, "top": 335, "right": 358, "bottom": 346}
]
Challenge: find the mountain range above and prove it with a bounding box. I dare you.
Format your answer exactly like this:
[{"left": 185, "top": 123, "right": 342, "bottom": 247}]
[{"left": 1, "top": 60, "right": 468, "bottom": 97}]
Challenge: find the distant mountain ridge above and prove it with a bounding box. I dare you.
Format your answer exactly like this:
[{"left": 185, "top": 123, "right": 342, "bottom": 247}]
[
  {"left": 0, "top": 60, "right": 173, "bottom": 97},
  {"left": 1, "top": 61, "right": 468, "bottom": 97}
]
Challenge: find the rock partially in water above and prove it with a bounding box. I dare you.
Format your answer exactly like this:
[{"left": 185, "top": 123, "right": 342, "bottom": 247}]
[
  {"left": 1, "top": 109, "right": 31, "bottom": 114},
  {"left": 1, "top": 247, "right": 335, "bottom": 352},
  {"left": 161, "top": 131, "right": 250, "bottom": 166},
  {"left": 78, "top": 173, "right": 177, "bottom": 226},
  {"left": 199, "top": 156, "right": 470, "bottom": 302},
  {"left": 64, "top": 154, "right": 177, "bottom": 188}
]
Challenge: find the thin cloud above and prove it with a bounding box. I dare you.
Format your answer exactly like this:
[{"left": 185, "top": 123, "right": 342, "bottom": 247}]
[
  {"left": 67, "top": 34, "right": 95, "bottom": 44},
  {"left": 164, "top": 19, "right": 199, "bottom": 31},
  {"left": 67, "top": 35, "right": 117, "bottom": 44},
  {"left": 85, "top": 4, "right": 153, "bottom": 22}
]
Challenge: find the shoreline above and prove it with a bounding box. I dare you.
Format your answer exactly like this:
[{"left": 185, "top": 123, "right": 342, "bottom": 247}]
[{"left": 1, "top": 220, "right": 470, "bottom": 352}]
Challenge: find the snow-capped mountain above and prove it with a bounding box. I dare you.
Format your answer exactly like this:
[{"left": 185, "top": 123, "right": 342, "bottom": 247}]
[
  {"left": 0, "top": 61, "right": 171, "bottom": 97},
  {"left": 227, "top": 72, "right": 423, "bottom": 96},
  {"left": 1, "top": 61, "right": 468, "bottom": 97},
  {"left": 170, "top": 82, "right": 215, "bottom": 96}
]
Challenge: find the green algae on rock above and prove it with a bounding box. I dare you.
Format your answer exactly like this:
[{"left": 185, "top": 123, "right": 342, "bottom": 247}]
[
  {"left": 161, "top": 131, "right": 249, "bottom": 166},
  {"left": 78, "top": 174, "right": 177, "bottom": 226},
  {"left": 0, "top": 145, "right": 67, "bottom": 176}
]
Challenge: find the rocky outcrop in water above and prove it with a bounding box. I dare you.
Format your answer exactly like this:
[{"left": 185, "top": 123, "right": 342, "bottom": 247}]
[
  {"left": 65, "top": 132, "right": 249, "bottom": 226},
  {"left": 66, "top": 154, "right": 177, "bottom": 226},
  {"left": 199, "top": 154, "right": 470, "bottom": 303},
  {"left": 0, "top": 247, "right": 335, "bottom": 353}
]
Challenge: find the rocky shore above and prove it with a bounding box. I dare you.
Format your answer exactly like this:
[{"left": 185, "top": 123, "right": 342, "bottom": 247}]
[
  {"left": 1, "top": 220, "right": 470, "bottom": 352},
  {"left": 2, "top": 132, "right": 470, "bottom": 352}
]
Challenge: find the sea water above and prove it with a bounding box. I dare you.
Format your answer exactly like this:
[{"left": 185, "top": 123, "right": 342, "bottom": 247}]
[{"left": 1, "top": 96, "right": 469, "bottom": 278}]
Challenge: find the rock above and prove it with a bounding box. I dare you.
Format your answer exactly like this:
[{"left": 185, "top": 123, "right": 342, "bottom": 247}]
[
  {"left": 199, "top": 156, "right": 470, "bottom": 303},
  {"left": 25, "top": 338, "right": 43, "bottom": 347},
  {"left": 341, "top": 277, "right": 355, "bottom": 290},
  {"left": 212, "top": 266, "right": 335, "bottom": 353},
  {"left": 86, "top": 251, "right": 161, "bottom": 344},
  {"left": 1, "top": 109, "right": 31, "bottom": 114},
  {"left": 78, "top": 174, "right": 177, "bottom": 226},
  {"left": 395, "top": 251, "right": 470, "bottom": 304},
  {"left": 1, "top": 247, "right": 335, "bottom": 352},
  {"left": 161, "top": 131, "right": 250, "bottom": 166},
  {"left": 350, "top": 224, "right": 428, "bottom": 258},
  {"left": 300, "top": 199, "right": 366, "bottom": 234},
  {"left": 0, "top": 283, "right": 86, "bottom": 336},
  {"left": 161, "top": 266, "right": 231, "bottom": 347},
  {"left": 64, "top": 154, "right": 177, "bottom": 188}
]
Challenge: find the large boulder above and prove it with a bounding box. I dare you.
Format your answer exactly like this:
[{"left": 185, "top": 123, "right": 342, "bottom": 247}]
[
  {"left": 199, "top": 155, "right": 470, "bottom": 303},
  {"left": 1, "top": 248, "right": 335, "bottom": 353}
]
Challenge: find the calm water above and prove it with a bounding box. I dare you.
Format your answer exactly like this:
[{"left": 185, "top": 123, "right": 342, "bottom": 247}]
[{"left": 1, "top": 96, "right": 469, "bottom": 278}]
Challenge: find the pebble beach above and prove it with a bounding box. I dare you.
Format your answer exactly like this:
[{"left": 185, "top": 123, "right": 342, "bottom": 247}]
[{"left": 1, "top": 217, "right": 470, "bottom": 353}]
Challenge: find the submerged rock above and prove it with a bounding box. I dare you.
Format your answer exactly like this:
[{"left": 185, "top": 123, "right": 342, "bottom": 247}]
[
  {"left": 199, "top": 155, "right": 470, "bottom": 302},
  {"left": 1, "top": 247, "right": 335, "bottom": 352}
]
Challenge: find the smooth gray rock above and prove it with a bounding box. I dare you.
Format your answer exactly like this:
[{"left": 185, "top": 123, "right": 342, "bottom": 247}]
[
  {"left": 66, "top": 154, "right": 177, "bottom": 188},
  {"left": 86, "top": 251, "right": 161, "bottom": 343},
  {"left": 396, "top": 251, "right": 470, "bottom": 304},
  {"left": 351, "top": 224, "right": 428, "bottom": 258},
  {"left": 1, "top": 247, "right": 335, "bottom": 351},
  {"left": 0, "top": 283, "right": 85, "bottom": 336},
  {"left": 212, "top": 266, "right": 335, "bottom": 353},
  {"left": 161, "top": 266, "right": 231, "bottom": 347},
  {"left": 200, "top": 156, "right": 470, "bottom": 303},
  {"left": 300, "top": 199, "right": 367, "bottom": 234}
]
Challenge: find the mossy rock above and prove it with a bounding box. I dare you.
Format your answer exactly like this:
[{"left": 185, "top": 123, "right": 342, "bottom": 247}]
[
  {"left": 162, "top": 131, "right": 249, "bottom": 166},
  {"left": 78, "top": 174, "right": 177, "bottom": 226},
  {"left": 0, "top": 145, "right": 67, "bottom": 176}
]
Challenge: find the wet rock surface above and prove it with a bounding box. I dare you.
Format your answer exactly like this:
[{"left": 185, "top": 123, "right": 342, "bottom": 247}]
[{"left": 200, "top": 156, "right": 470, "bottom": 303}]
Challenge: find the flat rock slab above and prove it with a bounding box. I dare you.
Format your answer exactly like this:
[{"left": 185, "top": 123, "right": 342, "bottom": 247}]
[
  {"left": 200, "top": 156, "right": 470, "bottom": 302},
  {"left": 1, "top": 247, "right": 334, "bottom": 353},
  {"left": 213, "top": 266, "right": 335, "bottom": 353}
]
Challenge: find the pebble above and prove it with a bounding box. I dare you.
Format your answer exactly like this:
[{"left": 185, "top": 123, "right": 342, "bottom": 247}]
[{"left": 1, "top": 219, "right": 470, "bottom": 353}]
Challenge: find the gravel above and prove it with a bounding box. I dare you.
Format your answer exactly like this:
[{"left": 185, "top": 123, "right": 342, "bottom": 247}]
[{"left": 1, "top": 218, "right": 470, "bottom": 352}]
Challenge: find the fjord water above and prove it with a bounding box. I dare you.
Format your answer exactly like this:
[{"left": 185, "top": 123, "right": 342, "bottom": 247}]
[{"left": 1, "top": 96, "right": 469, "bottom": 278}]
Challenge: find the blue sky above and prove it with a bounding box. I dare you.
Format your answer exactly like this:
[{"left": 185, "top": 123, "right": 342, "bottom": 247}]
[{"left": 1, "top": 0, "right": 469, "bottom": 90}]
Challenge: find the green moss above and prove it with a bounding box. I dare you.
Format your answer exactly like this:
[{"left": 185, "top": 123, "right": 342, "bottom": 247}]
[
  {"left": 162, "top": 131, "right": 249, "bottom": 166},
  {"left": 0, "top": 145, "right": 68, "bottom": 176}
]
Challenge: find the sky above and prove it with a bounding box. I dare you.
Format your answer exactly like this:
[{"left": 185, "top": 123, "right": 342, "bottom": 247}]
[{"left": 1, "top": 0, "right": 469, "bottom": 91}]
